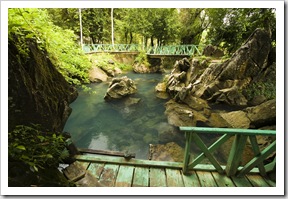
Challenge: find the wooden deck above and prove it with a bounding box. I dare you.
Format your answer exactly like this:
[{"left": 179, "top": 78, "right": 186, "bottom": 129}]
[{"left": 63, "top": 154, "right": 276, "bottom": 187}]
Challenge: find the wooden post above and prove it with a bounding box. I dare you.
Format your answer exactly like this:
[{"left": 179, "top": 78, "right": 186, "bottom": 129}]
[
  {"left": 225, "top": 134, "right": 247, "bottom": 176},
  {"left": 183, "top": 132, "right": 192, "bottom": 175}
]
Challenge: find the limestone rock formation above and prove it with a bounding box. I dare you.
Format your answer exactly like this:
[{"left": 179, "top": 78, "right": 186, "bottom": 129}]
[
  {"left": 202, "top": 44, "right": 224, "bottom": 58},
  {"left": 190, "top": 28, "right": 272, "bottom": 106},
  {"left": 104, "top": 76, "right": 137, "bottom": 100},
  {"left": 8, "top": 38, "right": 78, "bottom": 132},
  {"left": 88, "top": 67, "right": 108, "bottom": 82},
  {"left": 133, "top": 63, "right": 162, "bottom": 73},
  {"left": 245, "top": 99, "right": 276, "bottom": 128}
]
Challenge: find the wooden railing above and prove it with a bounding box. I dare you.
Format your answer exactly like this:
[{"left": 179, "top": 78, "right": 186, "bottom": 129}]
[
  {"left": 83, "top": 44, "right": 203, "bottom": 56},
  {"left": 179, "top": 127, "right": 276, "bottom": 177}
]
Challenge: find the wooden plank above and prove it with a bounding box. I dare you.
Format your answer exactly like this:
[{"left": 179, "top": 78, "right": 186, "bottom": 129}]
[
  {"left": 231, "top": 176, "right": 253, "bottom": 187},
  {"left": 87, "top": 162, "right": 105, "bottom": 179},
  {"left": 246, "top": 174, "right": 270, "bottom": 187},
  {"left": 132, "top": 167, "right": 149, "bottom": 187},
  {"left": 76, "top": 171, "right": 104, "bottom": 187},
  {"left": 196, "top": 171, "right": 218, "bottom": 187},
  {"left": 63, "top": 161, "right": 88, "bottom": 182},
  {"left": 98, "top": 164, "right": 119, "bottom": 187},
  {"left": 166, "top": 169, "right": 184, "bottom": 187},
  {"left": 180, "top": 126, "right": 276, "bottom": 136},
  {"left": 150, "top": 168, "right": 167, "bottom": 187},
  {"left": 75, "top": 154, "right": 182, "bottom": 169},
  {"left": 115, "top": 165, "right": 134, "bottom": 187},
  {"left": 78, "top": 148, "right": 135, "bottom": 159},
  {"left": 211, "top": 172, "right": 235, "bottom": 187},
  {"left": 182, "top": 170, "right": 201, "bottom": 187}
]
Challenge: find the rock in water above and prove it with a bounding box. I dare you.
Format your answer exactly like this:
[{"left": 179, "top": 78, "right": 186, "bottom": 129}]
[
  {"left": 88, "top": 67, "right": 108, "bottom": 82},
  {"left": 104, "top": 76, "right": 137, "bottom": 100}
]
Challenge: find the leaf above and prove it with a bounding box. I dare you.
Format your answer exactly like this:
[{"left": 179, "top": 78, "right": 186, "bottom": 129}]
[
  {"left": 16, "top": 145, "right": 26, "bottom": 150},
  {"left": 30, "top": 165, "right": 38, "bottom": 172},
  {"left": 46, "top": 154, "right": 53, "bottom": 158}
]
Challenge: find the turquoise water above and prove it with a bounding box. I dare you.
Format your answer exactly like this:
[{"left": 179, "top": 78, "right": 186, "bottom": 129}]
[{"left": 64, "top": 72, "right": 168, "bottom": 159}]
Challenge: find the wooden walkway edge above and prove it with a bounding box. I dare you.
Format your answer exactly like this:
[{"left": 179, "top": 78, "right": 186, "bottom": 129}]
[{"left": 63, "top": 154, "right": 276, "bottom": 187}]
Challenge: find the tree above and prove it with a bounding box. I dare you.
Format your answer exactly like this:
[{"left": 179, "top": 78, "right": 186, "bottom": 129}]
[
  {"left": 178, "top": 8, "right": 210, "bottom": 45},
  {"left": 9, "top": 8, "right": 91, "bottom": 85},
  {"left": 205, "top": 8, "right": 276, "bottom": 54}
]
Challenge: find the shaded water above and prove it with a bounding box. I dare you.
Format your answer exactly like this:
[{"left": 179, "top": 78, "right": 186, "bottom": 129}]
[{"left": 64, "top": 72, "right": 169, "bottom": 159}]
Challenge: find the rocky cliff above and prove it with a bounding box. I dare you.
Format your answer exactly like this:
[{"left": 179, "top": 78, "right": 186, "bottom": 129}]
[{"left": 8, "top": 37, "right": 78, "bottom": 132}]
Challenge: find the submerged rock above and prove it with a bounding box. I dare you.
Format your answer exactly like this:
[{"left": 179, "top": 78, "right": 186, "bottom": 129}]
[
  {"left": 156, "top": 122, "right": 184, "bottom": 144},
  {"left": 104, "top": 76, "right": 137, "bottom": 100},
  {"left": 149, "top": 142, "right": 184, "bottom": 162}
]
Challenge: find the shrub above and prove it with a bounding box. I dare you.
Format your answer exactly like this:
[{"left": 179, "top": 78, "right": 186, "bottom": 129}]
[
  {"left": 8, "top": 125, "right": 69, "bottom": 172},
  {"left": 8, "top": 8, "right": 91, "bottom": 85}
]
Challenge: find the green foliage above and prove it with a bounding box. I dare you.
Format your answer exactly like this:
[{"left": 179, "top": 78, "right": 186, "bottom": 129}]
[
  {"left": 134, "top": 51, "right": 150, "bottom": 67},
  {"left": 243, "top": 81, "right": 276, "bottom": 101},
  {"left": 205, "top": 8, "right": 276, "bottom": 54},
  {"left": 179, "top": 8, "right": 210, "bottom": 45},
  {"left": 88, "top": 53, "right": 133, "bottom": 71},
  {"left": 8, "top": 8, "right": 91, "bottom": 85},
  {"left": 47, "top": 8, "right": 112, "bottom": 44},
  {"left": 8, "top": 125, "right": 69, "bottom": 172}
]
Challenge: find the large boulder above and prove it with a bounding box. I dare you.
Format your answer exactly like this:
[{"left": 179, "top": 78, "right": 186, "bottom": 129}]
[
  {"left": 219, "top": 111, "right": 251, "bottom": 128},
  {"left": 133, "top": 63, "right": 162, "bottom": 73},
  {"left": 202, "top": 44, "right": 224, "bottom": 58},
  {"left": 190, "top": 28, "right": 272, "bottom": 106},
  {"left": 155, "top": 82, "right": 169, "bottom": 99},
  {"left": 164, "top": 100, "right": 208, "bottom": 127},
  {"left": 88, "top": 67, "right": 108, "bottom": 82},
  {"left": 8, "top": 37, "right": 77, "bottom": 132},
  {"left": 245, "top": 99, "right": 276, "bottom": 128},
  {"left": 104, "top": 76, "right": 137, "bottom": 100}
]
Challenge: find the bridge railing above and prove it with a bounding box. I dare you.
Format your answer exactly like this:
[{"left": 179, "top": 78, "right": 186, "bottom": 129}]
[
  {"left": 179, "top": 126, "right": 276, "bottom": 177},
  {"left": 146, "top": 45, "right": 202, "bottom": 55},
  {"left": 83, "top": 44, "right": 203, "bottom": 56},
  {"left": 83, "top": 44, "right": 141, "bottom": 53}
]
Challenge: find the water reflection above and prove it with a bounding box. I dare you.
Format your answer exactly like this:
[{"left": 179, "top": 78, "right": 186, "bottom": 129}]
[{"left": 64, "top": 72, "right": 168, "bottom": 159}]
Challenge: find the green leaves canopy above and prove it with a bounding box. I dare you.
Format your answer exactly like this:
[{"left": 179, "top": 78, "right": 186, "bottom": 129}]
[{"left": 8, "top": 8, "right": 91, "bottom": 85}]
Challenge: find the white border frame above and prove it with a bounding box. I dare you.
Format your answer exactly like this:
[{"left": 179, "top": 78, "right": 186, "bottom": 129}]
[{"left": 1, "top": 0, "right": 285, "bottom": 196}]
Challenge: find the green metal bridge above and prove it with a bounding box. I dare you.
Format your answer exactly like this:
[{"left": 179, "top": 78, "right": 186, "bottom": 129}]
[{"left": 83, "top": 44, "right": 203, "bottom": 56}]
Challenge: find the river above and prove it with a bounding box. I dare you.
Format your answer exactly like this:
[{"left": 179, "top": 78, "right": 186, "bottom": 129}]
[{"left": 64, "top": 72, "right": 169, "bottom": 159}]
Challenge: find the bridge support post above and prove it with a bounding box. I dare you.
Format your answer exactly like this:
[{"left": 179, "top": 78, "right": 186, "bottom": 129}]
[
  {"left": 183, "top": 132, "right": 192, "bottom": 175},
  {"left": 225, "top": 134, "right": 247, "bottom": 176}
]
